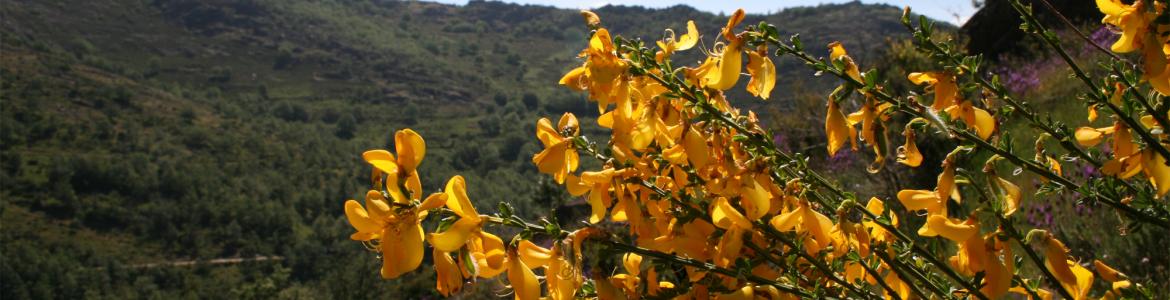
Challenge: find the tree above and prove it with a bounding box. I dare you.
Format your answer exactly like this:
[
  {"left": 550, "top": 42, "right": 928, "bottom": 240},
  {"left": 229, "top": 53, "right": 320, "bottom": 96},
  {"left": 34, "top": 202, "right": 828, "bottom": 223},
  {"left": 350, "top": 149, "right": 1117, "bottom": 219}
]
[{"left": 335, "top": 114, "right": 356, "bottom": 139}]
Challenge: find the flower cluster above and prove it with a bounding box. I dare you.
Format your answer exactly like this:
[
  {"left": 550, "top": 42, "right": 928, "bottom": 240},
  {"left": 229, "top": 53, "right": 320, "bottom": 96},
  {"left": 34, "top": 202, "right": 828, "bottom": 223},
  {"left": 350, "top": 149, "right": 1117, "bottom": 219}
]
[{"left": 343, "top": 2, "right": 1165, "bottom": 299}]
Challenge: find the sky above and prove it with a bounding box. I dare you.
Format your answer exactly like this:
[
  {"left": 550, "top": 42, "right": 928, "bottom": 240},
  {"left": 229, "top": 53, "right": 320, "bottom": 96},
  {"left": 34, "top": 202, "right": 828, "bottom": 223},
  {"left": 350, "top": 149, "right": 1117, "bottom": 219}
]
[{"left": 430, "top": 0, "right": 979, "bottom": 26}]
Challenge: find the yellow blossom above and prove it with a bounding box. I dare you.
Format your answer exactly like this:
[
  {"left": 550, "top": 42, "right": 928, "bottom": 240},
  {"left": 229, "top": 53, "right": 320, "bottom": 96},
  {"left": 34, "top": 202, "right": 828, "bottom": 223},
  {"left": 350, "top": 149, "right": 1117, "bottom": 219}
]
[
  {"left": 533, "top": 113, "right": 580, "bottom": 184},
  {"left": 825, "top": 99, "right": 854, "bottom": 156},
  {"left": 921, "top": 215, "right": 978, "bottom": 242},
  {"left": 1043, "top": 234, "right": 1094, "bottom": 300},
  {"left": 943, "top": 100, "right": 996, "bottom": 140},
  {"left": 580, "top": 10, "right": 601, "bottom": 27},
  {"left": 896, "top": 126, "right": 923, "bottom": 167},
  {"left": 746, "top": 49, "right": 776, "bottom": 99},
  {"left": 704, "top": 39, "right": 743, "bottom": 91},
  {"left": 433, "top": 248, "right": 463, "bottom": 296},
  {"left": 829, "top": 42, "right": 862, "bottom": 82},
  {"left": 994, "top": 176, "right": 1022, "bottom": 216},
  {"left": 908, "top": 71, "right": 958, "bottom": 111},
  {"left": 1096, "top": 0, "right": 1150, "bottom": 53},
  {"left": 769, "top": 200, "right": 834, "bottom": 254},
  {"left": 656, "top": 20, "right": 699, "bottom": 60},
  {"left": 507, "top": 248, "right": 541, "bottom": 300},
  {"left": 343, "top": 189, "right": 440, "bottom": 278},
  {"left": 609, "top": 253, "right": 643, "bottom": 296}
]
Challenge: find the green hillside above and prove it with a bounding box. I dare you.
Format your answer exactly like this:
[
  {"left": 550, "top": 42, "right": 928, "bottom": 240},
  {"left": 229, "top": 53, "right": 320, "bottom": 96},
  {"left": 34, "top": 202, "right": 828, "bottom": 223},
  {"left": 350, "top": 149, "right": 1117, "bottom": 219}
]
[{"left": 0, "top": 0, "right": 923, "bottom": 298}]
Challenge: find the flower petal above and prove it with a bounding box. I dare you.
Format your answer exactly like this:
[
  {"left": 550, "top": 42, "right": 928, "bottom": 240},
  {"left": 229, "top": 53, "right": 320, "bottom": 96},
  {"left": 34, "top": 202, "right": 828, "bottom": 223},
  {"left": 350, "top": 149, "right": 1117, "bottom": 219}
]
[
  {"left": 826, "top": 100, "right": 852, "bottom": 156},
  {"left": 344, "top": 200, "right": 381, "bottom": 239},
  {"left": 1142, "top": 148, "right": 1170, "bottom": 197},
  {"left": 381, "top": 224, "right": 425, "bottom": 279},
  {"left": 428, "top": 217, "right": 479, "bottom": 252},
  {"left": 363, "top": 149, "right": 399, "bottom": 175},
  {"left": 683, "top": 126, "right": 711, "bottom": 169},
  {"left": 675, "top": 20, "right": 699, "bottom": 51},
  {"left": 711, "top": 197, "right": 752, "bottom": 230},
  {"left": 517, "top": 240, "right": 552, "bottom": 269},
  {"left": 434, "top": 248, "right": 464, "bottom": 296},
  {"left": 1074, "top": 127, "right": 1106, "bottom": 147},
  {"left": 896, "top": 189, "right": 942, "bottom": 211},
  {"left": 740, "top": 177, "right": 771, "bottom": 220},
  {"left": 395, "top": 129, "right": 425, "bottom": 172},
  {"left": 507, "top": 250, "right": 542, "bottom": 300},
  {"left": 444, "top": 175, "right": 480, "bottom": 219},
  {"left": 925, "top": 215, "right": 978, "bottom": 242}
]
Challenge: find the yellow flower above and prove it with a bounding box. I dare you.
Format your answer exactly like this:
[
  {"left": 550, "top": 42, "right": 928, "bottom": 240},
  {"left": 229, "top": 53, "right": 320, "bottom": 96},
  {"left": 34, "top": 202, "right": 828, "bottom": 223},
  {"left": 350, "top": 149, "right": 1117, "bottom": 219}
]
[
  {"left": 424, "top": 177, "right": 508, "bottom": 278},
  {"left": 580, "top": 10, "right": 601, "bottom": 27},
  {"left": 829, "top": 42, "right": 862, "bottom": 82},
  {"left": 883, "top": 270, "right": 912, "bottom": 300},
  {"left": 720, "top": 9, "right": 746, "bottom": 42},
  {"left": 645, "top": 268, "right": 676, "bottom": 297},
  {"left": 769, "top": 199, "right": 834, "bottom": 254},
  {"left": 702, "top": 9, "right": 746, "bottom": 91},
  {"left": 561, "top": 26, "right": 630, "bottom": 113},
  {"left": 948, "top": 231, "right": 989, "bottom": 276},
  {"left": 344, "top": 190, "right": 391, "bottom": 241},
  {"left": 1096, "top": 0, "right": 1151, "bottom": 53},
  {"left": 506, "top": 247, "right": 542, "bottom": 300},
  {"left": 559, "top": 66, "right": 588, "bottom": 92},
  {"left": 1094, "top": 260, "right": 1132, "bottom": 300},
  {"left": 1141, "top": 148, "right": 1170, "bottom": 197},
  {"left": 656, "top": 20, "right": 699, "bottom": 60},
  {"left": 1140, "top": 34, "right": 1169, "bottom": 95},
  {"left": 896, "top": 126, "right": 923, "bottom": 167},
  {"left": 517, "top": 240, "right": 581, "bottom": 300},
  {"left": 704, "top": 39, "right": 744, "bottom": 91},
  {"left": 908, "top": 71, "right": 958, "bottom": 111},
  {"left": 394, "top": 129, "right": 425, "bottom": 175},
  {"left": 433, "top": 248, "right": 463, "bottom": 296},
  {"left": 1101, "top": 122, "right": 1144, "bottom": 179},
  {"left": 862, "top": 197, "right": 895, "bottom": 244},
  {"left": 609, "top": 253, "right": 643, "bottom": 296},
  {"left": 897, "top": 155, "right": 961, "bottom": 235},
  {"left": 710, "top": 197, "right": 750, "bottom": 267},
  {"left": 567, "top": 168, "right": 620, "bottom": 223},
  {"left": 362, "top": 150, "right": 407, "bottom": 202},
  {"left": 847, "top": 96, "right": 893, "bottom": 172},
  {"left": 739, "top": 176, "right": 772, "bottom": 220},
  {"left": 825, "top": 99, "right": 854, "bottom": 156},
  {"left": 533, "top": 113, "right": 580, "bottom": 184},
  {"left": 1042, "top": 233, "right": 1094, "bottom": 300},
  {"left": 428, "top": 176, "right": 483, "bottom": 252},
  {"left": 745, "top": 49, "right": 776, "bottom": 99},
  {"left": 943, "top": 100, "right": 996, "bottom": 140},
  {"left": 921, "top": 215, "right": 978, "bottom": 242},
  {"left": 468, "top": 231, "right": 508, "bottom": 278},
  {"left": 1074, "top": 125, "right": 1114, "bottom": 147},
  {"left": 363, "top": 128, "right": 428, "bottom": 202},
  {"left": 993, "top": 176, "right": 1022, "bottom": 216},
  {"left": 395, "top": 129, "right": 426, "bottom": 198},
  {"left": 343, "top": 189, "right": 444, "bottom": 278},
  {"left": 1093, "top": 259, "right": 1128, "bottom": 282},
  {"left": 683, "top": 125, "right": 712, "bottom": 170},
  {"left": 593, "top": 272, "right": 625, "bottom": 300},
  {"left": 980, "top": 242, "right": 1013, "bottom": 299}
]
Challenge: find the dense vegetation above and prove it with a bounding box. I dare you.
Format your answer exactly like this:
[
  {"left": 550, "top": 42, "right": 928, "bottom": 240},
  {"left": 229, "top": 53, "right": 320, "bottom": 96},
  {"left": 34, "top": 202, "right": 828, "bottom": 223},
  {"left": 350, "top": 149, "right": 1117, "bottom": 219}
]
[{"left": 0, "top": 0, "right": 924, "bottom": 298}]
